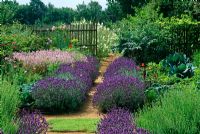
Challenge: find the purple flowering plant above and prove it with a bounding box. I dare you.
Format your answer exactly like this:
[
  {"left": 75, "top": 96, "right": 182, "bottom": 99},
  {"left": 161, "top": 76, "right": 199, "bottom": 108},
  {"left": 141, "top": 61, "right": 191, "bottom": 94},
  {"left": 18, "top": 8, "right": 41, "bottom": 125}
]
[
  {"left": 31, "top": 56, "right": 99, "bottom": 113},
  {"left": 104, "top": 57, "right": 139, "bottom": 79},
  {"left": 17, "top": 109, "right": 48, "bottom": 134},
  {"left": 97, "top": 108, "right": 150, "bottom": 134},
  {"left": 93, "top": 76, "right": 145, "bottom": 112},
  {"left": 32, "top": 77, "right": 86, "bottom": 112}
]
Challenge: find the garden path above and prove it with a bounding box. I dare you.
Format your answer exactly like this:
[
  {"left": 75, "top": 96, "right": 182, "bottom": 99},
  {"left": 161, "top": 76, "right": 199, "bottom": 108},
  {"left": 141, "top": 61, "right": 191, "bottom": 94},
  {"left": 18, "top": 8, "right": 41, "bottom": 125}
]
[{"left": 46, "top": 54, "right": 119, "bottom": 134}]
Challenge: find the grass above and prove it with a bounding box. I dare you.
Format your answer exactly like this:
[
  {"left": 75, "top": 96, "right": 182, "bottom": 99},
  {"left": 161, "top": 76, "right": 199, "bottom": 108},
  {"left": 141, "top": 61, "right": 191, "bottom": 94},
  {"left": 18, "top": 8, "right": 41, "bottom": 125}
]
[{"left": 48, "top": 118, "right": 100, "bottom": 133}]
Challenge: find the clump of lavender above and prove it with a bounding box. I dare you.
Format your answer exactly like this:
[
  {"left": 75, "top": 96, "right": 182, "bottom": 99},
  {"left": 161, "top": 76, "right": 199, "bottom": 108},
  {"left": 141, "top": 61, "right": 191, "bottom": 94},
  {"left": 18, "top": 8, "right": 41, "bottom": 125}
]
[
  {"left": 93, "top": 76, "right": 145, "bottom": 112},
  {"left": 17, "top": 110, "right": 48, "bottom": 134},
  {"left": 56, "top": 64, "right": 92, "bottom": 91},
  {"left": 32, "top": 77, "right": 86, "bottom": 112},
  {"left": 104, "top": 57, "right": 138, "bottom": 79},
  {"left": 97, "top": 108, "right": 149, "bottom": 134}
]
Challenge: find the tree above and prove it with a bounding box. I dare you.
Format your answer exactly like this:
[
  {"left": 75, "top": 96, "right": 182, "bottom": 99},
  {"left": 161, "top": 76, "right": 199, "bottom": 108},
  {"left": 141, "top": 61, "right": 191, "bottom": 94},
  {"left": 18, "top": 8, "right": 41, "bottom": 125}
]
[
  {"left": 29, "top": 0, "right": 47, "bottom": 24},
  {"left": 107, "top": 0, "right": 149, "bottom": 16},
  {"left": 0, "top": 0, "right": 18, "bottom": 24},
  {"left": 105, "top": 0, "right": 123, "bottom": 22},
  {"left": 76, "top": 1, "right": 104, "bottom": 22}
]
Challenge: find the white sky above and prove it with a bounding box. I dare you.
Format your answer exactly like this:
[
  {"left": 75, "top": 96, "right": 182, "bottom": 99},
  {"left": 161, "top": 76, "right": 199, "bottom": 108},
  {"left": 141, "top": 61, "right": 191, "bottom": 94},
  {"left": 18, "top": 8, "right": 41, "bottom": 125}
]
[{"left": 16, "top": 0, "right": 108, "bottom": 9}]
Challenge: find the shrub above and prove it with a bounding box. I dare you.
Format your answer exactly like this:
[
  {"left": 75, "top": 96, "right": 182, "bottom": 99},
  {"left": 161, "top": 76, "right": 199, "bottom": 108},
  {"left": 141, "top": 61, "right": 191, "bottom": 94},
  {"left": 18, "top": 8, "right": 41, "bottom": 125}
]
[
  {"left": 113, "top": 2, "right": 169, "bottom": 63},
  {"left": 93, "top": 76, "right": 145, "bottom": 112},
  {"left": 104, "top": 57, "right": 139, "bottom": 79},
  {"left": 32, "top": 77, "right": 86, "bottom": 112},
  {"left": 97, "top": 108, "right": 149, "bottom": 134},
  {"left": 0, "top": 79, "right": 20, "bottom": 133},
  {"left": 97, "top": 23, "right": 119, "bottom": 58},
  {"left": 17, "top": 110, "right": 48, "bottom": 134},
  {"left": 0, "top": 23, "right": 46, "bottom": 61},
  {"left": 193, "top": 51, "right": 200, "bottom": 67},
  {"left": 136, "top": 85, "right": 200, "bottom": 134}
]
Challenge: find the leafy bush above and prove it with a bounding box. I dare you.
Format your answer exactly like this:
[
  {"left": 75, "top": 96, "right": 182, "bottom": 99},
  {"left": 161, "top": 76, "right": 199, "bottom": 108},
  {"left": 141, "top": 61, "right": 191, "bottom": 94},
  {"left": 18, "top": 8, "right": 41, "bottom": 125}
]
[
  {"left": 145, "top": 83, "right": 170, "bottom": 103},
  {"left": 0, "top": 79, "right": 20, "bottom": 133},
  {"left": 160, "top": 52, "right": 194, "bottom": 78},
  {"left": 32, "top": 77, "right": 86, "bottom": 113},
  {"left": 17, "top": 110, "right": 48, "bottom": 134},
  {"left": 93, "top": 76, "right": 145, "bottom": 112},
  {"left": 193, "top": 51, "right": 200, "bottom": 67},
  {"left": 0, "top": 23, "right": 45, "bottom": 61},
  {"left": 136, "top": 85, "right": 200, "bottom": 134},
  {"left": 104, "top": 57, "right": 139, "bottom": 79},
  {"left": 97, "top": 108, "right": 149, "bottom": 134},
  {"left": 20, "top": 83, "right": 34, "bottom": 108},
  {"left": 113, "top": 3, "right": 169, "bottom": 63}
]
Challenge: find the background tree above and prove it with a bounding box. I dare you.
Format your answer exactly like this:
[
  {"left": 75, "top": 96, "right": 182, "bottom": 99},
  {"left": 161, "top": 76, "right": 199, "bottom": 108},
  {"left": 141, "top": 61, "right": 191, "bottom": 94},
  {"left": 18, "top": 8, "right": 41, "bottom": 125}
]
[
  {"left": 0, "top": 0, "right": 18, "bottom": 24},
  {"left": 29, "top": 0, "right": 47, "bottom": 24},
  {"left": 105, "top": 0, "right": 123, "bottom": 23}
]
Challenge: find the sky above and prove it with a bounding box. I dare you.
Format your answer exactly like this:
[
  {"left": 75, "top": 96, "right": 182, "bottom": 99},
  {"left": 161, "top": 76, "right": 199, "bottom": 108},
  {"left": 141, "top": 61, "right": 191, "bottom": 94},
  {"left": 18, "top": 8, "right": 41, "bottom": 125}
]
[{"left": 16, "top": 0, "right": 108, "bottom": 9}]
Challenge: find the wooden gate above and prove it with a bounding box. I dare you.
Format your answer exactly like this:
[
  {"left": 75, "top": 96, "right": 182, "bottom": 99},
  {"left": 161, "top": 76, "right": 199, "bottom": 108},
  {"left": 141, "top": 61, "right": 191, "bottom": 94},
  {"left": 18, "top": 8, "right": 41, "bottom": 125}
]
[
  {"left": 69, "top": 23, "right": 98, "bottom": 55},
  {"left": 33, "top": 23, "right": 98, "bottom": 55}
]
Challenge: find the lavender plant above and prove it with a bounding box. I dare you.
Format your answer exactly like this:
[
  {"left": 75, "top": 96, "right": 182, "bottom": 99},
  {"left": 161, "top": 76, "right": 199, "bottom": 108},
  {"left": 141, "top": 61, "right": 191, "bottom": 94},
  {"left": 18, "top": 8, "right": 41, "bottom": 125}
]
[
  {"left": 104, "top": 57, "right": 138, "bottom": 79},
  {"left": 93, "top": 76, "right": 145, "bottom": 112},
  {"left": 17, "top": 110, "right": 48, "bottom": 134},
  {"left": 32, "top": 77, "right": 86, "bottom": 112},
  {"left": 97, "top": 108, "right": 149, "bottom": 134},
  {"left": 56, "top": 64, "right": 92, "bottom": 91}
]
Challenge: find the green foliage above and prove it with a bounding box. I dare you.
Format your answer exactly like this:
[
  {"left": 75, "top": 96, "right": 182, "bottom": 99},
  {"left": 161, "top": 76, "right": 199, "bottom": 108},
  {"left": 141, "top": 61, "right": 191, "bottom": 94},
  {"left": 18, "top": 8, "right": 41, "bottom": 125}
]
[
  {"left": 145, "top": 83, "right": 170, "bottom": 103},
  {"left": 97, "top": 23, "right": 119, "bottom": 58},
  {"left": 48, "top": 118, "right": 99, "bottom": 133},
  {"left": 0, "top": 0, "right": 18, "bottom": 24},
  {"left": 136, "top": 85, "right": 200, "bottom": 134},
  {"left": 155, "top": 0, "right": 200, "bottom": 20},
  {"left": 20, "top": 83, "right": 34, "bottom": 108},
  {"left": 105, "top": 0, "right": 123, "bottom": 23},
  {"left": 193, "top": 51, "right": 200, "bottom": 68},
  {"left": 0, "top": 79, "right": 20, "bottom": 133},
  {"left": 114, "top": 2, "right": 169, "bottom": 63},
  {"left": 161, "top": 53, "right": 194, "bottom": 78},
  {"left": 0, "top": 23, "right": 46, "bottom": 60}
]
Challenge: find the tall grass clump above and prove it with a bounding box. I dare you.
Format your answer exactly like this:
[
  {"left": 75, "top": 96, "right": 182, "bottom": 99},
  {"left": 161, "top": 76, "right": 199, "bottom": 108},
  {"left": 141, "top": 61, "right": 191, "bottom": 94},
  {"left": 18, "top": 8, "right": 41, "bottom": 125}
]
[
  {"left": 0, "top": 79, "right": 20, "bottom": 133},
  {"left": 136, "top": 85, "right": 200, "bottom": 134}
]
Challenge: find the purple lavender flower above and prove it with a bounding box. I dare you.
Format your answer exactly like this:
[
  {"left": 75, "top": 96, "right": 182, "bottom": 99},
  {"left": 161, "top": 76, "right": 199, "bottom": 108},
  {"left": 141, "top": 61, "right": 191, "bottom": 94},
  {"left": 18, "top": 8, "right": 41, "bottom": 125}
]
[
  {"left": 93, "top": 76, "right": 145, "bottom": 112},
  {"left": 104, "top": 57, "right": 138, "bottom": 79},
  {"left": 56, "top": 64, "right": 92, "bottom": 90},
  {"left": 17, "top": 110, "right": 48, "bottom": 134},
  {"left": 32, "top": 77, "right": 86, "bottom": 112},
  {"left": 136, "top": 128, "right": 150, "bottom": 134},
  {"left": 97, "top": 108, "right": 150, "bottom": 134}
]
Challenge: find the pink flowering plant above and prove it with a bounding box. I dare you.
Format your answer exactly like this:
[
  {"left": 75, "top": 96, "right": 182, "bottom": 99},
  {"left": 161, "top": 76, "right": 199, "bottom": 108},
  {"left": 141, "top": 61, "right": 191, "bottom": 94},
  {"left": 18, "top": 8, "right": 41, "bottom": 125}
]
[{"left": 12, "top": 50, "right": 87, "bottom": 74}]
